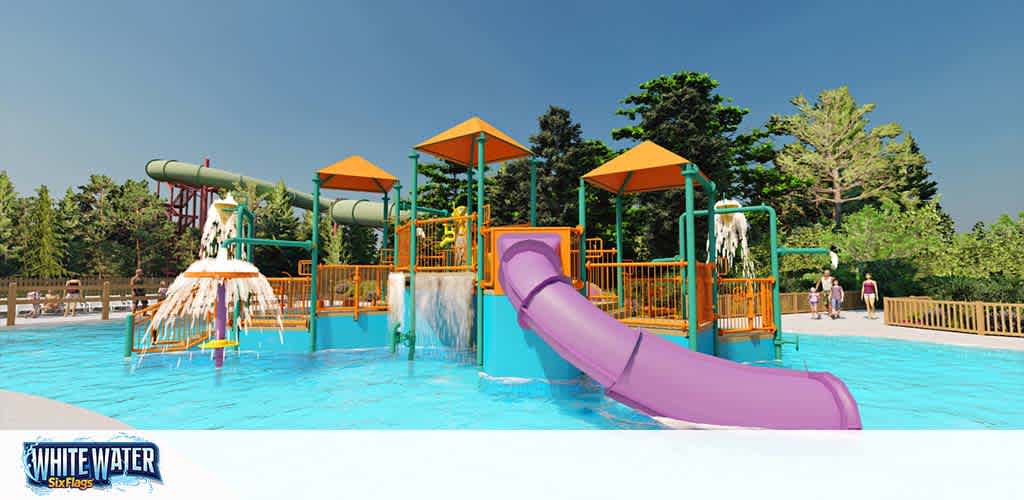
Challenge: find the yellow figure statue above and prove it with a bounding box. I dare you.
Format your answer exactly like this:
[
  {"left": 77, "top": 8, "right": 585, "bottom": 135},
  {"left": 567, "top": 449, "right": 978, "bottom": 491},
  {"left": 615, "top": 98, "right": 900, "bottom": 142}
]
[{"left": 439, "top": 206, "right": 468, "bottom": 265}]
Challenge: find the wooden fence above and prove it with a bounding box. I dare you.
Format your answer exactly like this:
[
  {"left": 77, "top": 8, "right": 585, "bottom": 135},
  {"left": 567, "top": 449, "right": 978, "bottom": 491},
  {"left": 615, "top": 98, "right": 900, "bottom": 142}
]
[
  {"left": 884, "top": 297, "right": 1024, "bottom": 337},
  {"left": 779, "top": 290, "right": 865, "bottom": 314},
  {"left": 3, "top": 280, "right": 166, "bottom": 326}
]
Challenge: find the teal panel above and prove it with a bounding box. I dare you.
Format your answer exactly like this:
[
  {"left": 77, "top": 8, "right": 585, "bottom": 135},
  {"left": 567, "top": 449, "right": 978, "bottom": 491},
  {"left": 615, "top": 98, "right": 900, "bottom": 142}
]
[
  {"left": 316, "top": 313, "right": 390, "bottom": 350},
  {"left": 239, "top": 329, "right": 310, "bottom": 352},
  {"left": 718, "top": 334, "right": 775, "bottom": 363},
  {"left": 481, "top": 293, "right": 581, "bottom": 381}
]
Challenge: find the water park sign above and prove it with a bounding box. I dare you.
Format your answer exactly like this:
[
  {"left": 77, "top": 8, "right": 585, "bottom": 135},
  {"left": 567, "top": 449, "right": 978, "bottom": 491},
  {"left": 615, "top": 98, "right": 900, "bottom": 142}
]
[{"left": 22, "top": 441, "right": 162, "bottom": 491}]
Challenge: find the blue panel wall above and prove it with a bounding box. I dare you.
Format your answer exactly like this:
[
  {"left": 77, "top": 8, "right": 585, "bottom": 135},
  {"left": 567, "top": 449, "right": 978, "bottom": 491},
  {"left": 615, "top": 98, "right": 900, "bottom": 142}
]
[
  {"left": 235, "top": 313, "right": 390, "bottom": 353},
  {"left": 717, "top": 333, "right": 775, "bottom": 363},
  {"left": 316, "top": 313, "right": 390, "bottom": 350},
  {"left": 654, "top": 324, "right": 715, "bottom": 354},
  {"left": 238, "top": 328, "right": 310, "bottom": 352},
  {"left": 481, "top": 293, "right": 581, "bottom": 381}
]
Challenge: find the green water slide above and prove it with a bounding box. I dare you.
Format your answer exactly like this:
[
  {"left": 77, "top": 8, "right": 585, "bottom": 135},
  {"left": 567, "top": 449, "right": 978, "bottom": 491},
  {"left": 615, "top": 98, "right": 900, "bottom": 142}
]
[{"left": 145, "top": 159, "right": 414, "bottom": 226}]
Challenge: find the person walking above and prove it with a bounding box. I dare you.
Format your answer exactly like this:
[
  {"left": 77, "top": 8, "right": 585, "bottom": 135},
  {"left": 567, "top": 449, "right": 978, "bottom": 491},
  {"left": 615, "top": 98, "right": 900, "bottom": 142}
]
[
  {"left": 130, "top": 269, "right": 148, "bottom": 311},
  {"left": 818, "top": 269, "right": 833, "bottom": 306},
  {"left": 861, "top": 273, "right": 879, "bottom": 319},
  {"left": 808, "top": 287, "right": 821, "bottom": 319},
  {"left": 63, "top": 278, "right": 82, "bottom": 317},
  {"left": 830, "top": 278, "right": 845, "bottom": 319}
]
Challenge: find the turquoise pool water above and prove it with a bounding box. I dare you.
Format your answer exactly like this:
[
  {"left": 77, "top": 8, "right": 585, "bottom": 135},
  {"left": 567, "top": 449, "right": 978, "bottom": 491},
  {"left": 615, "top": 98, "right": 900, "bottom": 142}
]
[{"left": 1, "top": 323, "right": 1022, "bottom": 429}]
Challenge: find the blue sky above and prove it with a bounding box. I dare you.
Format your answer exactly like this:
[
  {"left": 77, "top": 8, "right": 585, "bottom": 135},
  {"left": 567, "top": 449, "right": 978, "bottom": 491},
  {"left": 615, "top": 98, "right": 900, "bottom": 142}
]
[{"left": 1, "top": 1, "right": 1021, "bottom": 230}]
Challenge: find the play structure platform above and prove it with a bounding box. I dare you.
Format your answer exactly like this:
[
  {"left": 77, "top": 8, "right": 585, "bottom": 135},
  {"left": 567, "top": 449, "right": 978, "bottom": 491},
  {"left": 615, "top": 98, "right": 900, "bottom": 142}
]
[{"left": 133, "top": 116, "right": 861, "bottom": 429}]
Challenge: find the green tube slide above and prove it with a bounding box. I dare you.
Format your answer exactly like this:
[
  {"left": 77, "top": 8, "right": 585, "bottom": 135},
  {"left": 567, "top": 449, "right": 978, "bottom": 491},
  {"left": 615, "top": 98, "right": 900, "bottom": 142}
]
[{"left": 145, "top": 159, "right": 413, "bottom": 227}]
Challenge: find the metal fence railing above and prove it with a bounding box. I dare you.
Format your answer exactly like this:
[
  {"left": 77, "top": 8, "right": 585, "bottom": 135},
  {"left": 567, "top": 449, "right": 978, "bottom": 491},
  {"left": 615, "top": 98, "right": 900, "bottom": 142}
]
[
  {"left": 718, "top": 278, "right": 775, "bottom": 334},
  {"left": 128, "top": 302, "right": 212, "bottom": 354},
  {"left": 583, "top": 261, "right": 715, "bottom": 331},
  {"left": 317, "top": 264, "right": 390, "bottom": 320}
]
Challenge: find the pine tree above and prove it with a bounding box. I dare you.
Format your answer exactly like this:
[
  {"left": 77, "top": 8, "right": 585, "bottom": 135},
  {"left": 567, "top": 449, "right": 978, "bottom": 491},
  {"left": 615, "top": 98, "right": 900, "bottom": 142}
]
[
  {"left": 325, "top": 223, "right": 343, "bottom": 264},
  {"left": 74, "top": 175, "right": 120, "bottom": 277},
  {"left": 57, "top": 187, "right": 89, "bottom": 275},
  {"left": 418, "top": 160, "right": 470, "bottom": 211},
  {"left": 253, "top": 181, "right": 303, "bottom": 276},
  {"left": 21, "top": 186, "right": 65, "bottom": 277},
  {"left": 0, "top": 171, "right": 20, "bottom": 276},
  {"left": 340, "top": 224, "right": 377, "bottom": 264},
  {"left": 769, "top": 86, "right": 927, "bottom": 227}
]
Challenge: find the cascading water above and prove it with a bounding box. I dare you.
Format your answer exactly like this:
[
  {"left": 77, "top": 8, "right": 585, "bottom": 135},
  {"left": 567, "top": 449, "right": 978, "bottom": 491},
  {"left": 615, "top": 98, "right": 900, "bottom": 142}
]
[
  {"left": 149, "top": 194, "right": 281, "bottom": 348},
  {"left": 711, "top": 199, "right": 756, "bottom": 278},
  {"left": 388, "top": 272, "right": 475, "bottom": 360}
]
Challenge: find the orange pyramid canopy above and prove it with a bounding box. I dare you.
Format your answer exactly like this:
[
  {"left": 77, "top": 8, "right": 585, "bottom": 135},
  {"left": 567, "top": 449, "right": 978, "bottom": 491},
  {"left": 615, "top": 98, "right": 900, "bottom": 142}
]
[
  {"left": 414, "top": 116, "right": 532, "bottom": 167},
  {"left": 317, "top": 155, "right": 398, "bottom": 193},
  {"left": 582, "top": 141, "right": 701, "bottom": 193}
]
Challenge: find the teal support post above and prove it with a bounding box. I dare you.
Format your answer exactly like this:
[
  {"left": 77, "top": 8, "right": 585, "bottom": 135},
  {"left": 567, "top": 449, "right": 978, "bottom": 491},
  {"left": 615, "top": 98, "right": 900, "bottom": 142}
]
[
  {"left": 393, "top": 182, "right": 402, "bottom": 263},
  {"left": 614, "top": 194, "right": 624, "bottom": 309},
  {"left": 123, "top": 313, "right": 133, "bottom": 358},
  {"left": 707, "top": 193, "right": 719, "bottom": 356},
  {"left": 683, "top": 175, "right": 698, "bottom": 351},
  {"left": 529, "top": 158, "right": 539, "bottom": 226},
  {"left": 466, "top": 168, "right": 474, "bottom": 214},
  {"left": 382, "top": 191, "right": 390, "bottom": 253},
  {"left": 232, "top": 204, "right": 245, "bottom": 348},
  {"left": 694, "top": 204, "right": 800, "bottom": 360},
  {"left": 475, "top": 133, "right": 486, "bottom": 366},
  {"left": 309, "top": 176, "right": 321, "bottom": 353},
  {"left": 409, "top": 153, "right": 420, "bottom": 361},
  {"left": 578, "top": 179, "right": 587, "bottom": 296}
]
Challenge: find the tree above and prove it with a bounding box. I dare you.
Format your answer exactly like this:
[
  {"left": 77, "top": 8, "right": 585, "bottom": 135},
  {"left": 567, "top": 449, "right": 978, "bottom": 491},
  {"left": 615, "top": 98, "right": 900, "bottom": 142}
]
[
  {"left": 418, "top": 160, "right": 470, "bottom": 211},
  {"left": 340, "top": 224, "right": 378, "bottom": 264},
  {"left": 111, "top": 180, "right": 182, "bottom": 275},
  {"left": 488, "top": 106, "right": 619, "bottom": 246},
  {"left": 57, "top": 188, "right": 89, "bottom": 275},
  {"left": 253, "top": 181, "right": 304, "bottom": 276},
  {"left": 324, "top": 223, "right": 343, "bottom": 265},
  {"left": 768, "top": 86, "right": 927, "bottom": 227},
  {"left": 0, "top": 171, "right": 20, "bottom": 276},
  {"left": 612, "top": 70, "right": 774, "bottom": 193},
  {"left": 20, "top": 186, "right": 65, "bottom": 277},
  {"left": 73, "top": 175, "right": 120, "bottom": 277},
  {"left": 612, "top": 70, "right": 774, "bottom": 258},
  {"left": 888, "top": 134, "right": 939, "bottom": 207}
]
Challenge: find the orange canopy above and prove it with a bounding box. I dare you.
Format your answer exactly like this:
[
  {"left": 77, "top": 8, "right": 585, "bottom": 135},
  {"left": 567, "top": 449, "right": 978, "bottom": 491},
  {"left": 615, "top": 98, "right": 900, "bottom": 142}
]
[
  {"left": 317, "top": 155, "right": 398, "bottom": 193},
  {"left": 414, "top": 116, "right": 532, "bottom": 167},
  {"left": 582, "top": 141, "right": 704, "bottom": 193}
]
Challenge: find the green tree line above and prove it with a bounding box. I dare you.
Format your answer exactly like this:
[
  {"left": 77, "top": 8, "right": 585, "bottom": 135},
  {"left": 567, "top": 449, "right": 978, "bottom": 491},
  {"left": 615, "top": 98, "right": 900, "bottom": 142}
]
[
  {"left": 3, "top": 69, "right": 1019, "bottom": 302},
  {"left": 0, "top": 174, "right": 381, "bottom": 279}
]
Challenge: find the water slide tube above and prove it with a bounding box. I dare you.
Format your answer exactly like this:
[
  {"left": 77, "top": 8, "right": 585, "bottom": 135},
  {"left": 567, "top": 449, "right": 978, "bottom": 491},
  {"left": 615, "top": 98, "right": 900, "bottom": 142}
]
[
  {"left": 497, "top": 233, "right": 862, "bottom": 429},
  {"left": 145, "top": 159, "right": 410, "bottom": 227}
]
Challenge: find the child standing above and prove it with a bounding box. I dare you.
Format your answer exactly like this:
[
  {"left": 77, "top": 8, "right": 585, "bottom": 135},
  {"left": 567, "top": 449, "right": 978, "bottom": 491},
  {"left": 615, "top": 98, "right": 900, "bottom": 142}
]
[
  {"left": 830, "top": 278, "right": 845, "bottom": 319},
  {"left": 808, "top": 287, "right": 821, "bottom": 319}
]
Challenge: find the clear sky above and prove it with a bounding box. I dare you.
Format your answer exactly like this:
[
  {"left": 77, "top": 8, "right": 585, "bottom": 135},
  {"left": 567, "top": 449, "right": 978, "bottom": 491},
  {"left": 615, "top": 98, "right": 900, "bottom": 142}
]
[{"left": 1, "top": 1, "right": 1021, "bottom": 230}]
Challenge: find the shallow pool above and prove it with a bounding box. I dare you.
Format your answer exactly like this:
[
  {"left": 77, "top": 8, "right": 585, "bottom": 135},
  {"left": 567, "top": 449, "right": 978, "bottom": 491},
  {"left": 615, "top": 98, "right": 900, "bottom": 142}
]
[{"left": 1, "top": 323, "right": 1022, "bottom": 429}]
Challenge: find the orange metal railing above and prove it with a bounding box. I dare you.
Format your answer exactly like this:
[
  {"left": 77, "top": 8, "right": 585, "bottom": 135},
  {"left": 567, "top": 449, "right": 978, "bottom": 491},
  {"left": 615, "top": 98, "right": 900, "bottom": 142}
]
[
  {"left": 378, "top": 248, "right": 394, "bottom": 266},
  {"left": 129, "top": 302, "right": 213, "bottom": 354},
  {"left": 717, "top": 277, "right": 775, "bottom": 334},
  {"left": 583, "top": 261, "right": 715, "bottom": 331},
  {"left": 393, "top": 205, "right": 491, "bottom": 273},
  {"left": 317, "top": 264, "right": 390, "bottom": 320},
  {"left": 572, "top": 237, "right": 617, "bottom": 295},
  {"left": 297, "top": 260, "right": 312, "bottom": 276},
  {"left": 261, "top": 277, "right": 313, "bottom": 325}
]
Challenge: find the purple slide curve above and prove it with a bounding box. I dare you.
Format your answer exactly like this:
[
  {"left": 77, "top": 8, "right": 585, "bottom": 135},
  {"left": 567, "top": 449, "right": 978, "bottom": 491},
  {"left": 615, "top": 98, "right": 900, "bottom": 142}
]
[{"left": 497, "top": 233, "right": 862, "bottom": 430}]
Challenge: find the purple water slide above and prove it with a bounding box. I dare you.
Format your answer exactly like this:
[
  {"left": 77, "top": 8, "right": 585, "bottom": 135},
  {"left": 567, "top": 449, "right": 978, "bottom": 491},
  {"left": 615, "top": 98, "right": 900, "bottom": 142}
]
[{"left": 497, "top": 233, "right": 862, "bottom": 430}]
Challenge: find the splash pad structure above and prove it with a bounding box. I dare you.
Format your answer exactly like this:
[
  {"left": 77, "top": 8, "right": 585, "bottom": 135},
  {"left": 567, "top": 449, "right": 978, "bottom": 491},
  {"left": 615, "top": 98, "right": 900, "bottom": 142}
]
[
  {"left": 142, "top": 195, "right": 282, "bottom": 368},
  {"left": 134, "top": 117, "right": 860, "bottom": 429}
]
